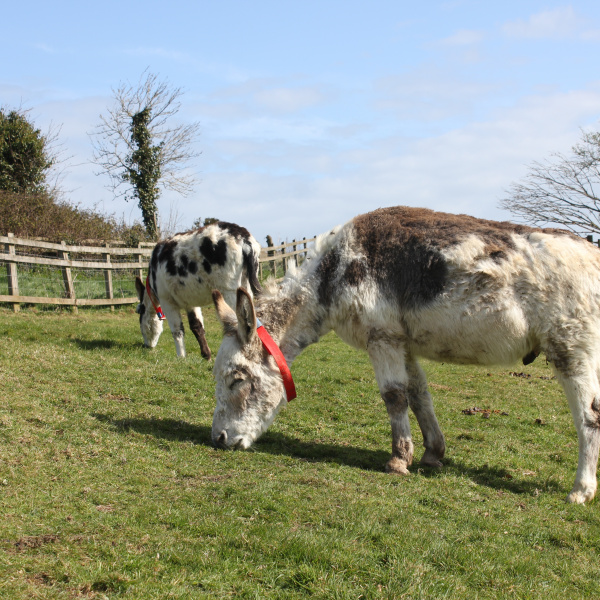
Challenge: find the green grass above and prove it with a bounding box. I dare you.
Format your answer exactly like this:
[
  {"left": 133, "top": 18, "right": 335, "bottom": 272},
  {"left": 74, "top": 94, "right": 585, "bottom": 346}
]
[
  {"left": 1, "top": 306, "right": 600, "bottom": 599},
  {"left": 0, "top": 264, "right": 138, "bottom": 301}
]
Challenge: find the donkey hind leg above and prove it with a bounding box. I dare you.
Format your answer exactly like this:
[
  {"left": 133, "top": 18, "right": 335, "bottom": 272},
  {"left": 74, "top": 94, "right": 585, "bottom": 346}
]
[
  {"left": 406, "top": 358, "right": 445, "bottom": 468},
  {"left": 368, "top": 343, "right": 413, "bottom": 475},
  {"left": 161, "top": 303, "right": 186, "bottom": 358},
  {"left": 187, "top": 308, "right": 211, "bottom": 360},
  {"left": 557, "top": 367, "right": 600, "bottom": 504}
]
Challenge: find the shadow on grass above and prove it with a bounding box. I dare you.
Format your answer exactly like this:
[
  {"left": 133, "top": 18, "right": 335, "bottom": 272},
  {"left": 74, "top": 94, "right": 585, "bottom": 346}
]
[
  {"left": 93, "top": 413, "right": 562, "bottom": 495},
  {"left": 92, "top": 413, "right": 389, "bottom": 470},
  {"left": 74, "top": 338, "right": 140, "bottom": 351},
  {"left": 441, "top": 458, "right": 566, "bottom": 496},
  {"left": 256, "top": 431, "right": 391, "bottom": 472},
  {"left": 93, "top": 414, "right": 213, "bottom": 445}
]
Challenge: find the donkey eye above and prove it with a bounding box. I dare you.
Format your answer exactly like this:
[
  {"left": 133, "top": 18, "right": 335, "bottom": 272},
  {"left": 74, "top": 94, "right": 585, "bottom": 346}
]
[{"left": 230, "top": 377, "right": 246, "bottom": 389}]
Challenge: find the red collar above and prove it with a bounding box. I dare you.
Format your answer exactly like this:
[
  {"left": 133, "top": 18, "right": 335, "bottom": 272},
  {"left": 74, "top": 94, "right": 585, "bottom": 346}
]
[
  {"left": 256, "top": 318, "right": 296, "bottom": 402},
  {"left": 145, "top": 276, "right": 166, "bottom": 320}
]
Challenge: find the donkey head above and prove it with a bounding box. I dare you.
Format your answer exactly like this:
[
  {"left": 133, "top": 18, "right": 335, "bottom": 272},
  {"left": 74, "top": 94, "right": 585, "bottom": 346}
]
[
  {"left": 211, "top": 288, "right": 287, "bottom": 449},
  {"left": 135, "top": 276, "right": 164, "bottom": 349}
]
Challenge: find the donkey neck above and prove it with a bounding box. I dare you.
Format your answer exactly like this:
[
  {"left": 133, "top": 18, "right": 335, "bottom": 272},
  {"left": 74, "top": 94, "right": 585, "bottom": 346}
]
[{"left": 255, "top": 274, "right": 329, "bottom": 365}]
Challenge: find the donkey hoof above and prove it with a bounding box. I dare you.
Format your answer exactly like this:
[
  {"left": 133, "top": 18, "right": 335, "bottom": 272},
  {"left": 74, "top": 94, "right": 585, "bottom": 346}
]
[
  {"left": 385, "top": 457, "right": 410, "bottom": 475},
  {"left": 566, "top": 487, "right": 596, "bottom": 504},
  {"left": 420, "top": 449, "right": 444, "bottom": 468}
]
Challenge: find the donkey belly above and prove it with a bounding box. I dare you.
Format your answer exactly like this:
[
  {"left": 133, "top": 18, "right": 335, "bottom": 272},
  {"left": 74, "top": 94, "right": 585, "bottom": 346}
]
[
  {"left": 159, "top": 280, "right": 214, "bottom": 311},
  {"left": 407, "top": 298, "right": 533, "bottom": 366},
  {"left": 332, "top": 296, "right": 534, "bottom": 366}
]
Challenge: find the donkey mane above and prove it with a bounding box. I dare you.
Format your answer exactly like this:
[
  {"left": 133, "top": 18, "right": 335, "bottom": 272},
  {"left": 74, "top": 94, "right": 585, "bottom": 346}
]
[{"left": 259, "top": 224, "right": 346, "bottom": 295}]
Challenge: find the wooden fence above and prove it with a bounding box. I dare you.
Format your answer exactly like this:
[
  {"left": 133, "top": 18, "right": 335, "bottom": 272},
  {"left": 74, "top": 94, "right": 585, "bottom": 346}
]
[
  {"left": 0, "top": 233, "right": 316, "bottom": 312},
  {"left": 259, "top": 236, "right": 315, "bottom": 281}
]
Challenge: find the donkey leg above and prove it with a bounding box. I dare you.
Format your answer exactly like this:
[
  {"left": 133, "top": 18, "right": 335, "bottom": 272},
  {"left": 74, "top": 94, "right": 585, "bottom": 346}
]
[
  {"left": 382, "top": 387, "right": 413, "bottom": 474},
  {"left": 368, "top": 342, "right": 413, "bottom": 475},
  {"left": 187, "top": 308, "right": 211, "bottom": 360},
  {"left": 556, "top": 366, "right": 600, "bottom": 504},
  {"left": 406, "top": 358, "right": 445, "bottom": 468},
  {"left": 162, "top": 303, "right": 186, "bottom": 358}
]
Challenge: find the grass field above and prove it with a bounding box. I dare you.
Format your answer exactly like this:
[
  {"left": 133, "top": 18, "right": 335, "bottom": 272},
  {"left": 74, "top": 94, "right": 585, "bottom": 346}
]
[
  {"left": 0, "top": 264, "right": 139, "bottom": 301},
  {"left": 1, "top": 306, "right": 600, "bottom": 599}
]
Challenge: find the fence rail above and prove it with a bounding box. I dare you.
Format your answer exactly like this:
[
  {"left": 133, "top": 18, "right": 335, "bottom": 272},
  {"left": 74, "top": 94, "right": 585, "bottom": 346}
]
[
  {"left": 0, "top": 233, "right": 316, "bottom": 312},
  {"left": 259, "top": 236, "right": 316, "bottom": 282}
]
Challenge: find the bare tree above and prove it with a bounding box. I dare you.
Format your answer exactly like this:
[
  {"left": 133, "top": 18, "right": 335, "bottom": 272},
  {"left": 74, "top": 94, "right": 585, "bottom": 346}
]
[
  {"left": 90, "top": 70, "right": 200, "bottom": 239},
  {"left": 501, "top": 129, "right": 600, "bottom": 235}
]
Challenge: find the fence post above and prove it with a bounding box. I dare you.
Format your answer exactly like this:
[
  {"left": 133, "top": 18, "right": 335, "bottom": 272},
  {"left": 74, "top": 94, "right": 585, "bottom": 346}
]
[
  {"left": 5, "top": 233, "right": 20, "bottom": 313},
  {"left": 134, "top": 243, "right": 144, "bottom": 279},
  {"left": 266, "top": 235, "right": 275, "bottom": 277},
  {"left": 58, "top": 241, "right": 77, "bottom": 313},
  {"left": 281, "top": 244, "right": 287, "bottom": 276},
  {"left": 292, "top": 239, "right": 298, "bottom": 267},
  {"left": 103, "top": 244, "right": 114, "bottom": 312}
]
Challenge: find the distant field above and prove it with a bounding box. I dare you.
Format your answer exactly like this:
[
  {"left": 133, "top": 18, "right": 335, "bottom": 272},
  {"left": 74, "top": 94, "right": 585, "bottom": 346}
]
[
  {"left": 0, "top": 306, "right": 599, "bottom": 599},
  {"left": 0, "top": 263, "right": 138, "bottom": 301}
]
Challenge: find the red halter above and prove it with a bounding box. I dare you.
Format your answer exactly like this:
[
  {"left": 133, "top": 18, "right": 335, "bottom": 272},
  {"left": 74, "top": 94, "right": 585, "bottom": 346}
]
[
  {"left": 145, "top": 276, "right": 166, "bottom": 320},
  {"left": 256, "top": 318, "right": 297, "bottom": 402}
]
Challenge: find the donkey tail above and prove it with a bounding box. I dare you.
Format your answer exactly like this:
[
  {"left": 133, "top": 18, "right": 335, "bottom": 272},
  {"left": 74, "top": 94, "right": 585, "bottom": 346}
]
[{"left": 243, "top": 241, "right": 262, "bottom": 295}]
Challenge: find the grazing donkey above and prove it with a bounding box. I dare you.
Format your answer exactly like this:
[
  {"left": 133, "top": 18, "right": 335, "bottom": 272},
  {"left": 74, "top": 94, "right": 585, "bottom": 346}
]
[
  {"left": 210, "top": 206, "right": 600, "bottom": 504},
  {"left": 135, "top": 221, "right": 261, "bottom": 359}
]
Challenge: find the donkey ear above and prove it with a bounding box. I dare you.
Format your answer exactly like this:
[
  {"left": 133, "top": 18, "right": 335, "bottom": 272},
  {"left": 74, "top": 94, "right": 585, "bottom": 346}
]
[
  {"left": 236, "top": 288, "right": 257, "bottom": 346},
  {"left": 135, "top": 276, "right": 145, "bottom": 301},
  {"left": 212, "top": 290, "right": 238, "bottom": 336}
]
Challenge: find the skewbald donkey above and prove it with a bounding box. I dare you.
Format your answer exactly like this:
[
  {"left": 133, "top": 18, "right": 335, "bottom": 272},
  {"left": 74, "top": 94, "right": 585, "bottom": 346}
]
[
  {"left": 211, "top": 206, "right": 600, "bottom": 504},
  {"left": 136, "top": 221, "right": 261, "bottom": 359}
]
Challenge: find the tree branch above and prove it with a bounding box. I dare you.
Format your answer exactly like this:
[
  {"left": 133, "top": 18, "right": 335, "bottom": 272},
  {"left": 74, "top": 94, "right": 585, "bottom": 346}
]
[{"left": 501, "top": 130, "right": 600, "bottom": 235}]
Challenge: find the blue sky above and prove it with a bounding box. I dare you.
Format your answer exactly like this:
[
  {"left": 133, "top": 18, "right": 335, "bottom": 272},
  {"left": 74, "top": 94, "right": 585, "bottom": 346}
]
[{"left": 3, "top": 1, "right": 600, "bottom": 244}]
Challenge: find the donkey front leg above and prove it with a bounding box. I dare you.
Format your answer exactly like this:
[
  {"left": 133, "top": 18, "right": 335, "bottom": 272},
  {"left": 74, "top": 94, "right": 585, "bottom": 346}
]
[
  {"left": 187, "top": 308, "right": 211, "bottom": 360},
  {"left": 161, "top": 303, "right": 186, "bottom": 358},
  {"left": 368, "top": 341, "right": 413, "bottom": 475}
]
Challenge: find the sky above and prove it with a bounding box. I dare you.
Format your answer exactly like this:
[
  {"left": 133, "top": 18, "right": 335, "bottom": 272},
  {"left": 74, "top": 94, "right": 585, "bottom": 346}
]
[{"left": 3, "top": 1, "right": 600, "bottom": 245}]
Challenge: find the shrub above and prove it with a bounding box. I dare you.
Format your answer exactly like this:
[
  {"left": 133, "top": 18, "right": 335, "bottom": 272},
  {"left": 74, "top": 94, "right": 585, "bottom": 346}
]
[{"left": 0, "top": 191, "right": 150, "bottom": 244}]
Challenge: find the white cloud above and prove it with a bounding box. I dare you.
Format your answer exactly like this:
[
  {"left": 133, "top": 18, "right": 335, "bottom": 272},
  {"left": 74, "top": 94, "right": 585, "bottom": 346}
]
[
  {"left": 439, "top": 29, "right": 485, "bottom": 46},
  {"left": 211, "top": 115, "right": 336, "bottom": 144},
  {"left": 581, "top": 29, "right": 600, "bottom": 41},
  {"left": 502, "top": 6, "right": 580, "bottom": 39},
  {"left": 33, "top": 43, "right": 57, "bottom": 54},
  {"left": 209, "top": 78, "right": 330, "bottom": 115},
  {"left": 187, "top": 85, "right": 600, "bottom": 244},
  {"left": 374, "top": 70, "right": 498, "bottom": 122},
  {"left": 253, "top": 87, "right": 326, "bottom": 113}
]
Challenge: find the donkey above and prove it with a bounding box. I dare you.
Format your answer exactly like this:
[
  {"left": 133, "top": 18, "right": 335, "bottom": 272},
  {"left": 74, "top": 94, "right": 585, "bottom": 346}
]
[
  {"left": 210, "top": 205, "right": 600, "bottom": 504},
  {"left": 135, "top": 221, "right": 261, "bottom": 359}
]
